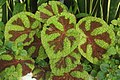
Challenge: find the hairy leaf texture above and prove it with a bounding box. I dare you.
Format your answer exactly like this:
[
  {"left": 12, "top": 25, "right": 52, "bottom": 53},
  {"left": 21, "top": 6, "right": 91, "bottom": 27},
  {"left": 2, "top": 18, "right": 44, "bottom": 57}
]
[
  {"left": 76, "top": 17, "right": 115, "bottom": 64},
  {"left": 35, "top": 1, "right": 68, "bottom": 23},
  {"left": 5, "top": 12, "right": 40, "bottom": 46},
  {"left": 41, "top": 12, "right": 79, "bottom": 59}
]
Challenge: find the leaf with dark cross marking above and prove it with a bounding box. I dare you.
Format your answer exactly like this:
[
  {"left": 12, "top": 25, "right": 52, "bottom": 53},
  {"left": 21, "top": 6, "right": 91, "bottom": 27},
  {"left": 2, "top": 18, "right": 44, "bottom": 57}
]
[
  {"left": 35, "top": 1, "right": 68, "bottom": 23},
  {"left": 50, "top": 48, "right": 81, "bottom": 76},
  {"left": 5, "top": 12, "right": 40, "bottom": 46},
  {"left": 41, "top": 12, "right": 79, "bottom": 59},
  {"left": 50, "top": 64, "right": 89, "bottom": 80},
  {"left": 76, "top": 17, "right": 115, "bottom": 64},
  {"left": 0, "top": 53, "right": 34, "bottom": 76}
]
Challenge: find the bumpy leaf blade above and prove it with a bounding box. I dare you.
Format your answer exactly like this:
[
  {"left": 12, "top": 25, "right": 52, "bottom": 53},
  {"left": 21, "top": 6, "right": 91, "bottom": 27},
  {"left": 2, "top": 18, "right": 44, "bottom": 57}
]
[
  {"left": 5, "top": 12, "right": 40, "bottom": 46},
  {"left": 41, "top": 12, "right": 79, "bottom": 59},
  {"left": 35, "top": 1, "right": 68, "bottom": 23},
  {"left": 0, "top": 53, "right": 34, "bottom": 76},
  {"left": 76, "top": 16, "right": 115, "bottom": 64},
  {"left": 50, "top": 49, "right": 81, "bottom": 76},
  {"left": 50, "top": 64, "right": 89, "bottom": 80}
]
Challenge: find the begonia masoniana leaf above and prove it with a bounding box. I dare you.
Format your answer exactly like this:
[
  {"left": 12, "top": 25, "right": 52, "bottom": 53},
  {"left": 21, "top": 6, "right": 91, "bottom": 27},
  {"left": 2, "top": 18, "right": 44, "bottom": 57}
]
[
  {"left": 50, "top": 48, "right": 81, "bottom": 76},
  {"left": 50, "top": 64, "right": 89, "bottom": 80},
  {"left": 41, "top": 12, "right": 79, "bottom": 59},
  {"left": 5, "top": 12, "right": 40, "bottom": 46},
  {"left": 35, "top": 1, "right": 68, "bottom": 23},
  {"left": 0, "top": 53, "right": 34, "bottom": 76},
  {"left": 76, "top": 17, "right": 115, "bottom": 64},
  {"left": 32, "top": 65, "right": 51, "bottom": 80}
]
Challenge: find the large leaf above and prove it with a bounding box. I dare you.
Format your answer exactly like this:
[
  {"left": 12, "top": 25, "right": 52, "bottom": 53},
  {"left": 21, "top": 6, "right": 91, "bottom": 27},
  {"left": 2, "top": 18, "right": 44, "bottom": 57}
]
[
  {"left": 0, "top": 53, "right": 34, "bottom": 76},
  {"left": 5, "top": 12, "right": 40, "bottom": 46},
  {"left": 41, "top": 12, "right": 79, "bottom": 59},
  {"left": 50, "top": 64, "right": 89, "bottom": 80},
  {"left": 50, "top": 48, "right": 81, "bottom": 76},
  {"left": 76, "top": 16, "right": 115, "bottom": 64},
  {"left": 35, "top": 1, "right": 68, "bottom": 23}
]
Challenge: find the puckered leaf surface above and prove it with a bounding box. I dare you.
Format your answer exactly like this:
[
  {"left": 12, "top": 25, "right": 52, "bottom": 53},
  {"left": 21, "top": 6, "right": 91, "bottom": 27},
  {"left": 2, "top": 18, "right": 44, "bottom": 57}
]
[
  {"left": 41, "top": 12, "right": 79, "bottom": 59},
  {"left": 35, "top": 1, "right": 68, "bottom": 23},
  {"left": 0, "top": 53, "right": 34, "bottom": 76},
  {"left": 50, "top": 48, "right": 81, "bottom": 76},
  {"left": 76, "top": 16, "right": 115, "bottom": 64},
  {"left": 5, "top": 12, "right": 40, "bottom": 46},
  {"left": 50, "top": 64, "right": 89, "bottom": 80}
]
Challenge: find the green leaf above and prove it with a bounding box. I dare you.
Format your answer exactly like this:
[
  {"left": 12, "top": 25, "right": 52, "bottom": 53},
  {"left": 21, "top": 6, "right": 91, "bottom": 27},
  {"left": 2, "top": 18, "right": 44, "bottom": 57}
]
[
  {"left": 109, "top": 0, "right": 120, "bottom": 22},
  {"left": 83, "top": 64, "right": 92, "bottom": 72},
  {"left": 19, "top": 50, "right": 28, "bottom": 56},
  {"left": 97, "top": 71, "right": 105, "bottom": 80},
  {"left": 100, "top": 63, "right": 109, "bottom": 73},
  {"left": 76, "top": 13, "right": 91, "bottom": 18},
  {"left": 90, "top": 70, "right": 97, "bottom": 77},
  {"left": 111, "top": 20, "right": 118, "bottom": 25},
  {"left": 107, "top": 47, "right": 116, "bottom": 55},
  {"left": 77, "top": 0, "right": 85, "bottom": 13},
  {"left": 0, "top": 0, "right": 6, "bottom": 6},
  {"left": 0, "top": 21, "right": 4, "bottom": 31},
  {"left": 12, "top": 3, "right": 26, "bottom": 15},
  {"left": 0, "top": 54, "right": 13, "bottom": 60}
]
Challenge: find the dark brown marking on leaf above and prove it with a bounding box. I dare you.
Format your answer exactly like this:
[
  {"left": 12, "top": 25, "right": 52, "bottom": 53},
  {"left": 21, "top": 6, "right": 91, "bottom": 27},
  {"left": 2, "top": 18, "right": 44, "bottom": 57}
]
[
  {"left": 0, "top": 59, "right": 33, "bottom": 76},
  {"left": 90, "top": 22, "right": 102, "bottom": 32},
  {"left": 56, "top": 51, "right": 78, "bottom": 69},
  {"left": 46, "top": 24, "right": 61, "bottom": 35},
  {"left": 58, "top": 16, "right": 74, "bottom": 31},
  {"left": 27, "top": 16, "right": 36, "bottom": 26},
  {"left": 47, "top": 16, "right": 74, "bottom": 53},
  {"left": 52, "top": 73, "right": 83, "bottom": 80},
  {"left": 40, "top": 12, "right": 51, "bottom": 19},
  {"left": 79, "top": 21, "right": 86, "bottom": 32},
  {"left": 70, "top": 65, "right": 83, "bottom": 72},
  {"left": 23, "top": 37, "right": 32, "bottom": 43},
  {"left": 94, "top": 32, "right": 111, "bottom": 44},
  {"left": 9, "top": 28, "right": 31, "bottom": 41},
  {"left": 48, "top": 35, "right": 65, "bottom": 53},
  {"left": 53, "top": 65, "right": 83, "bottom": 80},
  {"left": 12, "top": 18, "right": 24, "bottom": 26},
  {"left": 74, "top": 48, "right": 79, "bottom": 53},
  {"left": 24, "top": 35, "right": 42, "bottom": 58},
  {"left": 92, "top": 44, "right": 106, "bottom": 59},
  {"left": 57, "top": 5, "right": 63, "bottom": 13},
  {"left": 56, "top": 57, "right": 66, "bottom": 68},
  {"left": 33, "top": 65, "right": 51, "bottom": 80},
  {"left": 67, "top": 55, "right": 77, "bottom": 63},
  {"left": 45, "top": 4, "right": 54, "bottom": 14},
  {"left": 68, "top": 36, "right": 76, "bottom": 46},
  {"left": 79, "top": 21, "right": 111, "bottom": 59}
]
